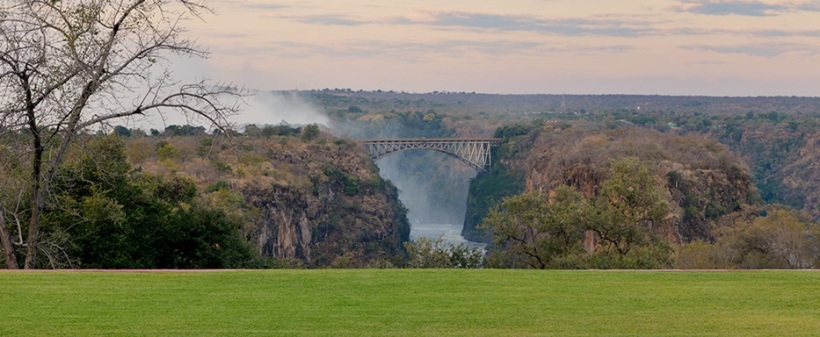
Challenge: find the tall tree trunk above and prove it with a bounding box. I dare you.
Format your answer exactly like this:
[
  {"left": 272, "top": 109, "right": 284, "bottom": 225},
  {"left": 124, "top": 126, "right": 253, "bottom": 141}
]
[
  {"left": 23, "top": 180, "right": 44, "bottom": 269},
  {"left": 23, "top": 81, "right": 94, "bottom": 269},
  {"left": 0, "top": 209, "right": 19, "bottom": 269},
  {"left": 23, "top": 80, "right": 43, "bottom": 269}
]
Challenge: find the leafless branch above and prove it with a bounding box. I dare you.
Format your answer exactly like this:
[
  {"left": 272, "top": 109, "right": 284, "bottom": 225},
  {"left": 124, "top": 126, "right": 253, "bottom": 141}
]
[{"left": 1, "top": 0, "right": 241, "bottom": 268}]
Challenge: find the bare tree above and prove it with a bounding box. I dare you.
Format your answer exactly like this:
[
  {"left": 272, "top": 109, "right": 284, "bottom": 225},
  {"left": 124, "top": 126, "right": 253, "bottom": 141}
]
[{"left": 0, "top": 0, "right": 240, "bottom": 269}]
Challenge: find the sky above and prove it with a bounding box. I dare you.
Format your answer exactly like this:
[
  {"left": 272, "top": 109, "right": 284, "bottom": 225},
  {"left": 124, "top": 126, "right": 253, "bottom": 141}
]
[{"left": 176, "top": 0, "right": 820, "bottom": 96}]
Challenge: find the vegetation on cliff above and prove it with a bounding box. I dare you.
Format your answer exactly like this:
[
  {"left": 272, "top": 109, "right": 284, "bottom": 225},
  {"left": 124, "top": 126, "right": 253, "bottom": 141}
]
[
  {"left": 302, "top": 90, "right": 818, "bottom": 269},
  {"left": 0, "top": 124, "right": 411, "bottom": 268},
  {"left": 127, "top": 125, "right": 411, "bottom": 268},
  {"left": 3, "top": 87, "right": 816, "bottom": 269},
  {"left": 480, "top": 160, "right": 673, "bottom": 269},
  {"left": 2, "top": 134, "right": 260, "bottom": 269},
  {"left": 0, "top": 0, "right": 240, "bottom": 269},
  {"left": 465, "top": 120, "right": 818, "bottom": 268},
  {"left": 466, "top": 122, "right": 757, "bottom": 239},
  {"left": 305, "top": 90, "right": 819, "bottom": 223}
]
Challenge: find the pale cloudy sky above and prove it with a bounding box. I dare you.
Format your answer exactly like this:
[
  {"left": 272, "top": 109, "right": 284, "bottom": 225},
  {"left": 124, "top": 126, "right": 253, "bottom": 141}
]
[{"left": 178, "top": 0, "right": 820, "bottom": 96}]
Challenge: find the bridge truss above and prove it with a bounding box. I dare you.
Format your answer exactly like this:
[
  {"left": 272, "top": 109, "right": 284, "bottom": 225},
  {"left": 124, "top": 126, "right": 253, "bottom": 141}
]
[{"left": 362, "top": 138, "right": 503, "bottom": 172}]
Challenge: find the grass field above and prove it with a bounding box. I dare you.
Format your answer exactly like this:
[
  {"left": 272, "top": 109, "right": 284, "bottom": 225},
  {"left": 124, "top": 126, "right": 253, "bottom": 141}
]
[{"left": 1, "top": 270, "right": 818, "bottom": 336}]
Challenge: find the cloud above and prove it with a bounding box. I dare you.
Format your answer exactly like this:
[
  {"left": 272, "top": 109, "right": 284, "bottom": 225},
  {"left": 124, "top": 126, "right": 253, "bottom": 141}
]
[
  {"left": 206, "top": 32, "right": 253, "bottom": 39},
  {"left": 273, "top": 8, "right": 820, "bottom": 38},
  {"left": 689, "top": 60, "right": 727, "bottom": 66},
  {"left": 796, "top": 2, "right": 820, "bottom": 11},
  {"left": 751, "top": 29, "right": 820, "bottom": 38},
  {"left": 215, "top": 39, "right": 636, "bottom": 61},
  {"left": 276, "top": 11, "right": 656, "bottom": 37},
  {"left": 420, "top": 12, "right": 537, "bottom": 31},
  {"left": 683, "top": 42, "right": 819, "bottom": 57},
  {"left": 236, "top": 3, "right": 290, "bottom": 11},
  {"left": 683, "top": 1, "right": 785, "bottom": 16},
  {"left": 286, "top": 15, "right": 370, "bottom": 26},
  {"left": 396, "top": 12, "right": 656, "bottom": 37},
  {"left": 678, "top": 1, "right": 820, "bottom": 16},
  {"left": 670, "top": 27, "right": 820, "bottom": 38}
]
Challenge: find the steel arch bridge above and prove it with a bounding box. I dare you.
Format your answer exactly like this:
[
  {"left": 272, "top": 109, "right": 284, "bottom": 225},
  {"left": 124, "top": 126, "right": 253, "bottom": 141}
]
[{"left": 362, "top": 138, "right": 503, "bottom": 172}]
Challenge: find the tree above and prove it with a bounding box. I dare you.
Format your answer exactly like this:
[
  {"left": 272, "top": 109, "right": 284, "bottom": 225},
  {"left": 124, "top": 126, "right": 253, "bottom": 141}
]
[
  {"left": 760, "top": 209, "right": 818, "bottom": 269},
  {"left": 113, "top": 125, "right": 132, "bottom": 137},
  {"left": 301, "top": 123, "right": 320, "bottom": 142},
  {"left": 591, "top": 158, "right": 669, "bottom": 256},
  {"left": 41, "top": 136, "right": 257, "bottom": 268},
  {"left": 712, "top": 208, "right": 817, "bottom": 269},
  {"left": 480, "top": 186, "right": 589, "bottom": 269},
  {"left": 479, "top": 159, "right": 672, "bottom": 269},
  {"left": 0, "top": 0, "right": 239, "bottom": 269}
]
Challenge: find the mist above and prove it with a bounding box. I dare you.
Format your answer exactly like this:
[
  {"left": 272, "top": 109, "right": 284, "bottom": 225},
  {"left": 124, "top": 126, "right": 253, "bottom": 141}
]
[
  {"left": 375, "top": 152, "right": 476, "bottom": 223},
  {"left": 235, "top": 91, "right": 328, "bottom": 128},
  {"left": 327, "top": 113, "right": 479, "bottom": 243}
]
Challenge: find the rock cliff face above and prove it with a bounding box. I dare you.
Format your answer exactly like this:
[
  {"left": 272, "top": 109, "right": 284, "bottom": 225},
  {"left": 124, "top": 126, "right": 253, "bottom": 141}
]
[
  {"left": 241, "top": 185, "right": 313, "bottom": 262},
  {"left": 464, "top": 122, "right": 760, "bottom": 244},
  {"left": 238, "top": 142, "right": 410, "bottom": 267},
  {"left": 129, "top": 134, "right": 410, "bottom": 267}
]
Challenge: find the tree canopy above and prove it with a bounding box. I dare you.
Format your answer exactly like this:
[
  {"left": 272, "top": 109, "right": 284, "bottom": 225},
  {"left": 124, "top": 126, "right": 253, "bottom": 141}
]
[
  {"left": 481, "top": 159, "right": 672, "bottom": 269},
  {"left": 0, "top": 0, "right": 239, "bottom": 268}
]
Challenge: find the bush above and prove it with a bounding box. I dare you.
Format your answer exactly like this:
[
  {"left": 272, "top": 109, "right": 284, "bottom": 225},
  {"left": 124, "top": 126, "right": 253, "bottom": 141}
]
[
  {"left": 301, "top": 124, "right": 320, "bottom": 142},
  {"left": 676, "top": 207, "right": 819, "bottom": 269},
  {"left": 403, "top": 237, "right": 483, "bottom": 268},
  {"left": 156, "top": 143, "right": 180, "bottom": 161}
]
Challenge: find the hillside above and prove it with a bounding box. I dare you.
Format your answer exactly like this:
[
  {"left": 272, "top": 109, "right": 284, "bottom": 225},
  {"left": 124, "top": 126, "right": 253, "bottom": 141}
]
[
  {"left": 114, "top": 127, "right": 410, "bottom": 267},
  {"left": 300, "top": 90, "right": 818, "bottom": 221},
  {"left": 463, "top": 121, "right": 760, "bottom": 246},
  {"left": 3, "top": 89, "right": 816, "bottom": 269}
]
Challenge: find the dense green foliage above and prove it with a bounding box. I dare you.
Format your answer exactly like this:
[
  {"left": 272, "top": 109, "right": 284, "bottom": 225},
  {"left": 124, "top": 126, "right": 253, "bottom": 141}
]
[
  {"left": 2, "top": 270, "right": 818, "bottom": 336},
  {"left": 462, "top": 129, "right": 538, "bottom": 240},
  {"left": 38, "top": 136, "right": 259, "bottom": 269},
  {"left": 1, "top": 122, "right": 414, "bottom": 269},
  {"left": 480, "top": 188, "right": 586, "bottom": 268},
  {"left": 493, "top": 123, "right": 533, "bottom": 139},
  {"left": 301, "top": 123, "right": 321, "bottom": 142},
  {"left": 602, "top": 108, "right": 817, "bottom": 215},
  {"left": 162, "top": 125, "right": 208, "bottom": 137},
  {"left": 592, "top": 159, "right": 670, "bottom": 256},
  {"left": 481, "top": 160, "right": 672, "bottom": 269},
  {"left": 462, "top": 159, "right": 525, "bottom": 241},
  {"left": 330, "top": 109, "right": 455, "bottom": 139}
]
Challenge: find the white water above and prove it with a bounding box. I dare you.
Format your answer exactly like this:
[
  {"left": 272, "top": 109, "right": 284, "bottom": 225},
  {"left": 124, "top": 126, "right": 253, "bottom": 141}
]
[{"left": 410, "top": 223, "right": 486, "bottom": 250}]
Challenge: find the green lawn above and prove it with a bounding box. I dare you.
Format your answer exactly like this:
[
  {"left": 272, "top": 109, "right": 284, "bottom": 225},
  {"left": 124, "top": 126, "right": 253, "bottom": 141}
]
[{"left": 1, "top": 270, "right": 818, "bottom": 336}]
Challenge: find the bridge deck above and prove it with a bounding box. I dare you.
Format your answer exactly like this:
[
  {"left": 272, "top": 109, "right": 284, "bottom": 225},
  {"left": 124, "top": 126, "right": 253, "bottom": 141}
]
[
  {"left": 360, "top": 138, "right": 503, "bottom": 172},
  {"left": 362, "top": 138, "right": 502, "bottom": 143}
]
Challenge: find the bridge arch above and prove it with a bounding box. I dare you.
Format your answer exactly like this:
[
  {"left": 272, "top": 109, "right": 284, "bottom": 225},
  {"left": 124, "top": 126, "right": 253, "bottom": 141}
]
[{"left": 362, "top": 138, "right": 502, "bottom": 172}]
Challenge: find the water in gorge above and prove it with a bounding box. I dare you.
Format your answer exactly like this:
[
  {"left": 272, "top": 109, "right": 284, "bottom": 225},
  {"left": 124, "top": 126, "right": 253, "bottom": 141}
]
[
  {"left": 373, "top": 150, "right": 484, "bottom": 248},
  {"left": 410, "top": 222, "right": 486, "bottom": 250}
]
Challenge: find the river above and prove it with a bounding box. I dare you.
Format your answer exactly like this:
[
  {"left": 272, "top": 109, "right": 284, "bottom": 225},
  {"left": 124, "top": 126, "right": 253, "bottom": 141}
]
[{"left": 409, "top": 223, "right": 486, "bottom": 250}]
